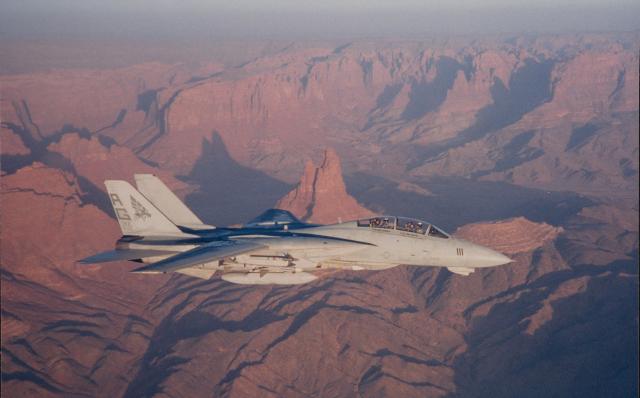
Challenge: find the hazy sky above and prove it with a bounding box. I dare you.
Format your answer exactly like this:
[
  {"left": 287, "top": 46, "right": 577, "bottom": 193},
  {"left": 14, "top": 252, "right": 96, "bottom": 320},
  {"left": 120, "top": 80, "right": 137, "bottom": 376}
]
[{"left": 1, "top": 0, "right": 639, "bottom": 39}]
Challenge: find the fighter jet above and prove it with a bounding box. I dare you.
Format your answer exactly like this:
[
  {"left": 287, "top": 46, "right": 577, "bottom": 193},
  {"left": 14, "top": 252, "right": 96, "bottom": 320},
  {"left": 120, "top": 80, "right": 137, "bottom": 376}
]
[{"left": 80, "top": 175, "right": 513, "bottom": 284}]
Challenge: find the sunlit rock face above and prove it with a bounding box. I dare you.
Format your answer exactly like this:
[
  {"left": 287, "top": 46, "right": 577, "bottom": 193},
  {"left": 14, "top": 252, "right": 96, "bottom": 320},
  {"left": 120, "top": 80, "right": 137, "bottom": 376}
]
[
  {"left": 3, "top": 34, "right": 637, "bottom": 191},
  {"left": 276, "top": 148, "right": 376, "bottom": 224},
  {"left": 454, "top": 217, "right": 563, "bottom": 255},
  {"left": 47, "top": 133, "right": 187, "bottom": 194},
  {"left": 1, "top": 33, "right": 638, "bottom": 397}
]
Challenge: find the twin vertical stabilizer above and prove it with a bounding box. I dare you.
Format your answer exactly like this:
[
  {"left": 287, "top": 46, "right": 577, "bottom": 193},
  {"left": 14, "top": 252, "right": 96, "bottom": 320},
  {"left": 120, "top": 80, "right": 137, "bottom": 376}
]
[
  {"left": 104, "top": 180, "right": 186, "bottom": 236},
  {"left": 134, "top": 174, "right": 214, "bottom": 230}
]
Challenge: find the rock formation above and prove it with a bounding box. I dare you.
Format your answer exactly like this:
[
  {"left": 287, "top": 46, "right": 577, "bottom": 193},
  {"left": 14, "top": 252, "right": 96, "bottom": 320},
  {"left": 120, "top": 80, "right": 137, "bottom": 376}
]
[
  {"left": 276, "top": 148, "right": 375, "bottom": 223},
  {"left": 454, "top": 217, "right": 563, "bottom": 254},
  {"left": 3, "top": 34, "right": 637, "bottom": 191},
  {"left": 47, "top": 133, "right": 188, "bottom": 194}
]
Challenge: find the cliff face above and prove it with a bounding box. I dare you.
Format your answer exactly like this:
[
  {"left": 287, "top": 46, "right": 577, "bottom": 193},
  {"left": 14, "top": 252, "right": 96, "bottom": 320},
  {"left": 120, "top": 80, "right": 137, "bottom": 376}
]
[
  {"left": 276, "top": 149, "right": 375, "bottom": 223},
  {"left": 47, "top": 133, "right": 187, "bottom": 194},
  {"left": 2, "top": 34, "right": 637, "bottom": 192},
  {"left": 1, "top": 33, "right": 638, "bottom": 398}
]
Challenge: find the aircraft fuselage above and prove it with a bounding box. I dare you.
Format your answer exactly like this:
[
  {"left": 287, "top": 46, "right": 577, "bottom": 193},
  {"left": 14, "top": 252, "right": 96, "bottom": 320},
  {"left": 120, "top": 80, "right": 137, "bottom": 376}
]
[{"left": 116, "top": 220, "right": 511, "bottom": 277}]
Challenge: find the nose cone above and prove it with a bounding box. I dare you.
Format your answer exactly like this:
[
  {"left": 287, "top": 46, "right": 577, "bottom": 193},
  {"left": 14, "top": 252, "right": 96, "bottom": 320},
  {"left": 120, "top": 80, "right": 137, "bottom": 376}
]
[
  {"left": 470, "top": 244, "right": 513, "bottom": 267},
  {"left": 484, "top": 250, "right": 513, "bottom": 267}
]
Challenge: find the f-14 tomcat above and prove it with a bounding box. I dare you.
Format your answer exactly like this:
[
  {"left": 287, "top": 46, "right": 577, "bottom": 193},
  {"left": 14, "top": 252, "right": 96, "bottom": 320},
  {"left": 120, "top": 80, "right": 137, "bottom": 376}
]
[{"left": 80, "top": 174, "right": 512, "bottom": 284}]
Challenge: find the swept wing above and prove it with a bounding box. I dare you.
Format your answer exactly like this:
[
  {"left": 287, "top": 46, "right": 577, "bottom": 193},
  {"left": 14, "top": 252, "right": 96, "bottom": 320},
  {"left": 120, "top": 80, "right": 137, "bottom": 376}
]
[
  {"left": 131, "top": 240, "right": 265, "bottom": 274},
  {"left": 79, "top": 249, "right": 177, "bottom": 264}
]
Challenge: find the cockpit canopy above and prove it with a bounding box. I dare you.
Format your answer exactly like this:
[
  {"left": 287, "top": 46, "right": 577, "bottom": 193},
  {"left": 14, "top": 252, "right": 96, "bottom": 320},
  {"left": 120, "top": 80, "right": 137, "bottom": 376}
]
[{"left": 357, "top": 216, "right": 449, "bottom": 238}]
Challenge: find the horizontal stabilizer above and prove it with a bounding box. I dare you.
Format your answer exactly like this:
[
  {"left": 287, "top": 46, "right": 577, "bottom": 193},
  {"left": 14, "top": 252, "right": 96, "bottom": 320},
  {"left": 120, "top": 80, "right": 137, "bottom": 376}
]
[
  {"left": 79, "top": 249, "right": 177, "bottom": 264},
  {"left": 132, "top": 240, "right": 264, "bottom": 274}
]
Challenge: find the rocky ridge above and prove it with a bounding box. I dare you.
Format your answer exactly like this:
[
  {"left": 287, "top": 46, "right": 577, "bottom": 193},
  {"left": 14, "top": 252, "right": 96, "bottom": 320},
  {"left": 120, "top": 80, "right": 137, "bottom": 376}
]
[
  {"left": 455, "top": 217, "right": 563, "bottom": 255},
  {"left": 2, "top": 34, "right": 637, "bottom": 194}
]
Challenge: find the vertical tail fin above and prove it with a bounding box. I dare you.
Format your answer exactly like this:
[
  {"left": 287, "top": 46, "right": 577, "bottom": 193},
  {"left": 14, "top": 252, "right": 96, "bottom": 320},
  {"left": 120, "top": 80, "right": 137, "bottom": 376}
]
[
  {"left": 105, "top": 180, "right": 185, "bottom": 236},
  {"left": 134, "top": 174, "right": 214, "bottom": 230}
]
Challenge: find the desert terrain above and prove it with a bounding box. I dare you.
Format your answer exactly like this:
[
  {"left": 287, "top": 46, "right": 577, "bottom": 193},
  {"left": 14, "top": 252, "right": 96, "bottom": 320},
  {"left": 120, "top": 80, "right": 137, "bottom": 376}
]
[{"left": 1, "top": 33, "right": 638, "bottom": 397}]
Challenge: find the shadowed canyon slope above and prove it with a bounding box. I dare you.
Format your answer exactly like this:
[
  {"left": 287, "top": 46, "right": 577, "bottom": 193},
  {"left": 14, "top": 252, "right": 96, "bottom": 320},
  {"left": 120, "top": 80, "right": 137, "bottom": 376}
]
[{"left": 1, "top": 33, "right": 638, "bottom": 397}]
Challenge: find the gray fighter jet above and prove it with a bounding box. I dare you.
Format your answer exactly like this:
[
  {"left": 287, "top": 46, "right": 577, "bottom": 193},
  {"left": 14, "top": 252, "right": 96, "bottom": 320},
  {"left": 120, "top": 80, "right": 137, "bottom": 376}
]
[{"left": 80, "top": 174, "right": 512, "bottom": 284}]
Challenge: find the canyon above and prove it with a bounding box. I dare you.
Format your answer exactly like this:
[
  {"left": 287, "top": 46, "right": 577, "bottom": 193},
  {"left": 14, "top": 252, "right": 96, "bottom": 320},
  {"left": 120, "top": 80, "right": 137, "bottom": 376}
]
[{"left": 1, "top": 33, "right": 638, "bottom": 397}]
